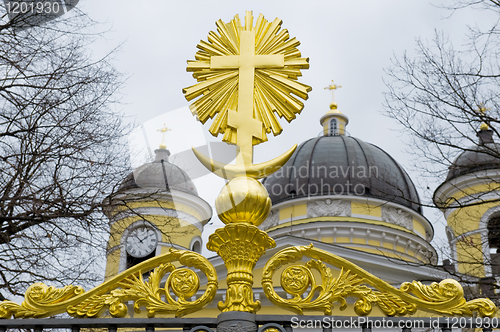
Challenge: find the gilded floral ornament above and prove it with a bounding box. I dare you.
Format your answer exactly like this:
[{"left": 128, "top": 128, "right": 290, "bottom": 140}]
[
  {"left": 262, "top": 244, "right": 497, "bottom": 317},
  {"left": 0, "top": 249, "right": 217, "bottom": 319}
]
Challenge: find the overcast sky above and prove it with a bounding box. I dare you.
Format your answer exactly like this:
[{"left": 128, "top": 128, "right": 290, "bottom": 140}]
[{"left": 80, "top": 1, "right": 495, "bottom": 257}]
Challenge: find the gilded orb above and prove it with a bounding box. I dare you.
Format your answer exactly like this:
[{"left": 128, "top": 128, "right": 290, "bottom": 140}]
[{"left": 215, "top": 177, "right": 271, "bottom": 226}]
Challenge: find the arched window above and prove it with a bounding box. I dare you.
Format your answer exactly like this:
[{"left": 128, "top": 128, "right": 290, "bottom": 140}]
[
  {"left": 329, "top": 119, "right": 338, "bottom": 136},
  {"left": 487, "top": 216, "right": 500, "bottom": 275},
  {"left": 191, "top": 240, "right": 202, "bottom": 253}
]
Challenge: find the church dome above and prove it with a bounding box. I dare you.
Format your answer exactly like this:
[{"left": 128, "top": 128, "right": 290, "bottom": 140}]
[
  {"left": 446, "top": 130, "right": 500, "bottom": 181},
  {"left": 262, "top": 135, "right": 422, "bottom": 213},
  {"left": 119, "top": 148, "right": 198, "bottom": 195}
]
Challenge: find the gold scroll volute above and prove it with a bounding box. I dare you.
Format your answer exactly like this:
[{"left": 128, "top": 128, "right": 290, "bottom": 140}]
[
  {"left": 0, "top": 249, "right": 217, "bottom": 319},
  {"left": 262, "top": 244, "right": 496, "bottom": 317}
]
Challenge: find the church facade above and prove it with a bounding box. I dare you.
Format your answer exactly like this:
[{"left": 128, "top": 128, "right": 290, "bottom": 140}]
[{"left": 101, "top": 96, "right": 500, "bottom": 317}]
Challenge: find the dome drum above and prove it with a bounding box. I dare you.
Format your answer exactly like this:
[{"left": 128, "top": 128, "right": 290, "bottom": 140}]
[
  {"left": 265, "top": 220, "right": 437, "bottom": 264},
  {"left": 259, "top": 195, "right": 433, "bottom": 241}
]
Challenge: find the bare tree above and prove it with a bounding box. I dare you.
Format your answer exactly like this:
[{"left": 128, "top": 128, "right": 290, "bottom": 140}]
[
  {"left": 384, "top": 0, "right": 500, "bottom": 300},
  {"left": 384, "top": 1, "right": 500, "bottom": 181},
  {"left": 0, "top": 4, "right": 130, "bottom": 300}
]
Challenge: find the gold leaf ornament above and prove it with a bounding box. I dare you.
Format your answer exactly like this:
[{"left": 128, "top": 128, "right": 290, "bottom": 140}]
[
  {"left": 0, "top": 249, "right": 217, "bottom": 319},
  {"left": 400, "top": 279, "right": 497, "bottom": 317},
  {"left": 262, "top": 244, "right": 496, "bottom": 317},
  {"left": 0, "top": 283, "right": 84, "bottom": 319}
]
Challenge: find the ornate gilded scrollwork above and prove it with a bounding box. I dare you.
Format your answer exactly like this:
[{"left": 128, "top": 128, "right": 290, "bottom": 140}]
[
  {"left": 207, "top": 223, "right": 276, "bottom": 313},
  {"left": 262, "top": 244, "right": 497, "bottom": 317},
  {"left": 0, "top": 249, "right": 217, "bottom": 319}
]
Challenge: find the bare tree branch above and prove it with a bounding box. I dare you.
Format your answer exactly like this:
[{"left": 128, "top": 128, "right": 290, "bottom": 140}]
[{"left": 0, "top": 4, "right": 131, "bottom": 300}]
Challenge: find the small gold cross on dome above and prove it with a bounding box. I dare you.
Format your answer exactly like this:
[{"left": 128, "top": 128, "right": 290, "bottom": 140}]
[
  {"left": 324, "top": 80, "right": 342, "bottom": 104},
  {"left": 157, "top": 124, "right": 171, "bottom": 149},
  {"left": 476, "top": 103, "right": 490, "bottom": 115},
  {"left": 475, "top": 103, "right": 491, "bottom": 131}
]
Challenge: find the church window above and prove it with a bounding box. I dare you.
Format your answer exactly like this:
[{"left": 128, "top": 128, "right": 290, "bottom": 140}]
[
  {"left": 487, "top": 215, "right": 500, "bottom": 275},
  {"left": 329, "top": 119, "right": 338, "bottom": 136},
  {"left": 192, "top": 240, "right": 202, "bottom": 253}
]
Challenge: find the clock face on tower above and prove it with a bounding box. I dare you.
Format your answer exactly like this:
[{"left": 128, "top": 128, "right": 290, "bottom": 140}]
[{"left": 125, "top": 225, "right": 158, "bottom": 258}]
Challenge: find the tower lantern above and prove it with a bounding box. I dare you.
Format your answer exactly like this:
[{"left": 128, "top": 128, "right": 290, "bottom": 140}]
[{"left": 320, "top": 80, "right": 349, "bottom": 136}]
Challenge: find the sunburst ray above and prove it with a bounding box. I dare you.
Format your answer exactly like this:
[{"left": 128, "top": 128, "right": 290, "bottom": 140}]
[{"left": 183, "top": 12, "right": 311, "bottom": 146}]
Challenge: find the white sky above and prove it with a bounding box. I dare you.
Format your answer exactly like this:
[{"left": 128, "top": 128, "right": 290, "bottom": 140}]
[{"left": 80, "top": 1, "right": 495, "bottom": 258}]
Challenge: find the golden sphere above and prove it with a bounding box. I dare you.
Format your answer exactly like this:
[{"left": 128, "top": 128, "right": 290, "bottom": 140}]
[
  {"left": 215, "top": 177, "right": 271, "bottom": 226},
  {"left": 329, "top": 102, "right": 338, "bottom": 110}
]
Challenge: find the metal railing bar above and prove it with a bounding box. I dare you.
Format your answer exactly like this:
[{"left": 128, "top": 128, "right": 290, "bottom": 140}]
[
  {"left": 0, "top": 316, "right": 497, "bottom": 329},
  {"left": 0, "top": 317, "right": 218, "bottom": 329}
]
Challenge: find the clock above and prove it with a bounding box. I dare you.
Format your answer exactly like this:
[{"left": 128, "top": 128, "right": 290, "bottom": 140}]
[{"left": 125, "top": 225, "right": 158, "bottom": 258}]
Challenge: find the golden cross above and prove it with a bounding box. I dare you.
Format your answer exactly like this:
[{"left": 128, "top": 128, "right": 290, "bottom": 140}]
[
  {"left": 475, "top": 103, "right": 491, "bottom": 130},
  {"left": 476, "top": 103, "right": 490, "bottom": 115},
  {"left": 157, "top": 124, "right": 171, "bottom": 149},
  {"left": 209, "top": 11, "right": 285, "bottom": 165},
  {"left": 324, "top": 80, "right": 342, "bottom": 104}
]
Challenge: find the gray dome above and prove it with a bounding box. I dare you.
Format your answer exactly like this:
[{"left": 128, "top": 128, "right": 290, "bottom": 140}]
[
  {"left": 262, "top": 136, "right": 422, "bottom": 213},
  {"left": 447, "top": 144, "right": 500, "bottom": 181},
  {"left": 119, "top": 149, "right": 198, "bottom": 195}
]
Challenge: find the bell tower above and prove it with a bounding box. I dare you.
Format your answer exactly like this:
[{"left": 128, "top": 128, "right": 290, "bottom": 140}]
[
  {"left": 434, "top": 119, "right": 500, "bottom": 279},
  {"left": 102, "top": 127, "right": 212, "bottom": 279}
]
